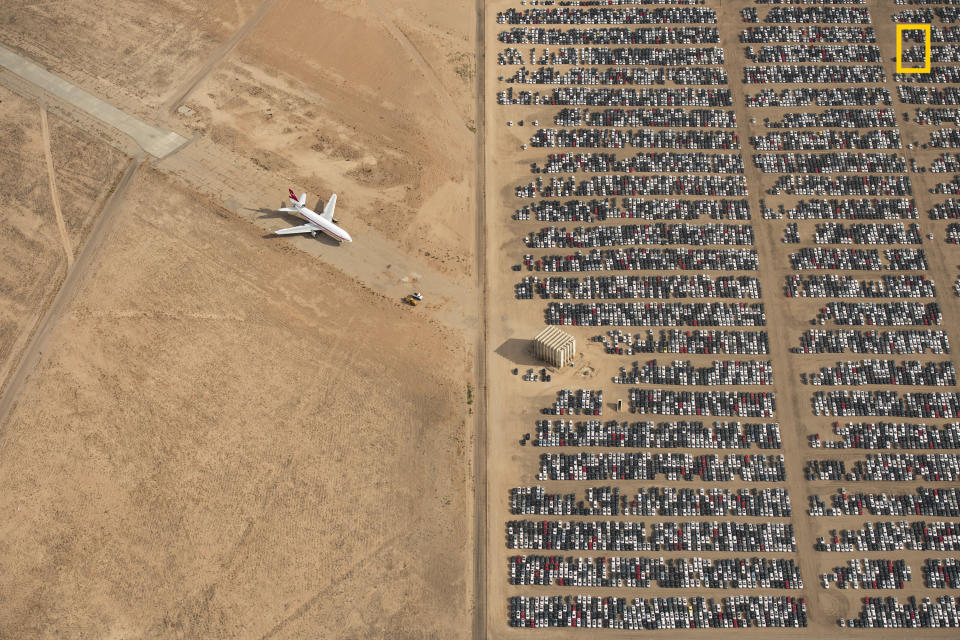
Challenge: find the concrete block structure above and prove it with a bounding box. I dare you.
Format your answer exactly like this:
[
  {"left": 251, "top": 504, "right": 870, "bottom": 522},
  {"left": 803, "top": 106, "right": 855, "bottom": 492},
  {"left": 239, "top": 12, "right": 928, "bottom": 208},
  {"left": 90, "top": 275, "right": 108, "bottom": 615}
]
[{"left": 533, "top": 326, "right": 576, "bottom": 368}]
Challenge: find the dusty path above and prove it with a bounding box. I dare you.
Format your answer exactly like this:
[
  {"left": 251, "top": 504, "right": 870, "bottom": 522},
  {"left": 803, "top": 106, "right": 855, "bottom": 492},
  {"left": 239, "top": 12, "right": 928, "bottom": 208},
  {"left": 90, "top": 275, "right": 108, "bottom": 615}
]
[
  {"left": 2, "top": 30, "right": 478, "bottom": 333},
  {"left": 39, "top": 105, "right": 73, "bottom": 269},
  {"left": 0, "top": 44, "right": 185, "bottom": 158},
  {"left": 716, "top": 4, "right": 823, "bottom": 625},
  {"left": 0, "top": 155, "right": 142, "bottom": 437},
  {"left": 471, "top": 2, "right": 488, "bottom": 638},
  {"left": 163, "top": 0, "right": 279, "bottom": 115},
  {"left": 363, "top": 0, "right": 470, "bottom": 133},
  {"left": 157, "top": 137, "right": 478, "bottom": 330}
]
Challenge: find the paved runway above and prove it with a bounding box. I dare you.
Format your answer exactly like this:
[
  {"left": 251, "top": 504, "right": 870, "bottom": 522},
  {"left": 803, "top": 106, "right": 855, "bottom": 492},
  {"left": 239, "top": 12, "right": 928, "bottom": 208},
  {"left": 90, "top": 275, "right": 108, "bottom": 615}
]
[{"left": 0, "top": 43, "right": 186, "bottom": 158}]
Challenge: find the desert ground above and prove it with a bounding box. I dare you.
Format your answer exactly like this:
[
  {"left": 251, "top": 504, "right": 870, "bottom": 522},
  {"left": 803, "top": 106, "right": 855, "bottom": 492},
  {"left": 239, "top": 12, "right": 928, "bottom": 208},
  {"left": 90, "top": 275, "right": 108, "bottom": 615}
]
[
  {"left": 5, "top": 0, "right": 960, "bottom": 638},
  {"left": 0, "top": 84, "right": 127, "bottom": 400},
  {"left": 0, "top": 165, "right": 471, "bottom": 639},
  {"left": 0, "top": 1, "right": 480, "bottom": 638}
]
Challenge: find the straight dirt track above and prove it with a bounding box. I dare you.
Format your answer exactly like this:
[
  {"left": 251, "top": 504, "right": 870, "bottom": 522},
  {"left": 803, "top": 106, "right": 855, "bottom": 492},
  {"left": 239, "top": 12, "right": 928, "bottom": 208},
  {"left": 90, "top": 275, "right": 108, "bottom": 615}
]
[
  {"left": 0, "top": 155, "right": 141, "bottom": 436},
  {"left": 39, "top": 105, "right": 73, "bottom": 268},
  {"left": 472, "top": 3, "right": 489, "bottom": 640}
]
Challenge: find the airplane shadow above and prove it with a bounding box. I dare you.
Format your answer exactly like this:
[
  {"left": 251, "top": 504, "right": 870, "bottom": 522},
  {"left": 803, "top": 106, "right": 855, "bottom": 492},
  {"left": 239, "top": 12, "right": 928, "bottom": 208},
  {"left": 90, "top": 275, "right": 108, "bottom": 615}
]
[
  {"left": 311, "top": 234, "right": 340, "bottom": 247},
  {"left": 248, "top": 206, "right": 340, "bottom": 246},
  {"left": 258, "top": 231, "right": 340, "bottom": 246},
  {"left": 246, "top": 205, "right": 290, "bottom": 220}
]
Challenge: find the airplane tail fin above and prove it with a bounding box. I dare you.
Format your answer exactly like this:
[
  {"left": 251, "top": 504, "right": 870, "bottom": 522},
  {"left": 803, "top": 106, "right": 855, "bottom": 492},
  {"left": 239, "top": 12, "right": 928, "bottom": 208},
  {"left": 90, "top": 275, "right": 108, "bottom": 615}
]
[{"left": 288, "top": 189, "right": 302, "bottom": 206}]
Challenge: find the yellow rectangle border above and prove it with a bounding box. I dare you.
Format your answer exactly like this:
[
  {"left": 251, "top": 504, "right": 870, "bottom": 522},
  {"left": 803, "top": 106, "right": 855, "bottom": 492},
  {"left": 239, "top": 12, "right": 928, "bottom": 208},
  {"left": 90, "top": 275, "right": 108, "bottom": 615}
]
[{"left": 897, "top": 24, "right": 931, "bottom": 74}]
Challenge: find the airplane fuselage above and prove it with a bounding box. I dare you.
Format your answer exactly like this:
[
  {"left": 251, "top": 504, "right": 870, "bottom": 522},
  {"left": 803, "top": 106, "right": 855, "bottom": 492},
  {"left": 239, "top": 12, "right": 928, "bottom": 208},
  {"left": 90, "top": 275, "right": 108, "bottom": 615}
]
[
  {"left": 293, "top": 204, "right": 353, "bottom": 243},
  {"left": 275, "top": 190, "right": 351, "bottom": 242}
]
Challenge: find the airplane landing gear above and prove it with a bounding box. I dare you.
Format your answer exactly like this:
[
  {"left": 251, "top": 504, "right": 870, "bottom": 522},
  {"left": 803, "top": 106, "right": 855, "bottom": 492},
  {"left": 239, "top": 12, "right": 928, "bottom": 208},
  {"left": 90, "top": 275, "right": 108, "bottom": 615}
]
[{"left": 311, "top": 230, "right": 318, "bottom": 238}]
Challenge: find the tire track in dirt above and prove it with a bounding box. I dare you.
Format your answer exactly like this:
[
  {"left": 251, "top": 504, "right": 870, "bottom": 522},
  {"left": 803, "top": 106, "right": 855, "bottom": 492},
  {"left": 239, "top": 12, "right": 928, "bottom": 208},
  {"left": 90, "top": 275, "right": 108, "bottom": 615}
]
[
  {"left": 471, "top": 1, "right": 488, "bottom": 638},
  {"left": 363, "top": 0, "right": 471, "bottom": 134},
  {"left": 0, "top": 155, "right": 142, "bottom": 440},
  {"left": 163, "top": 0, "right": 279, "bottom": 115},
  {"left": 257, "top": 538, "right": 397, "bottom": 640},
  {"left": 39, "top": 105, "right": 72, "bottom": 268}
]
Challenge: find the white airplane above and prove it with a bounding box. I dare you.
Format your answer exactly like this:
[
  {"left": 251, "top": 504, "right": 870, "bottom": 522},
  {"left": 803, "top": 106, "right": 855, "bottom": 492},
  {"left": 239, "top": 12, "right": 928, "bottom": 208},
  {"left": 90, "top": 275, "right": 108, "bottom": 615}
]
[{"left": 275, "top": 189, "right": 353, "bottom": 243}]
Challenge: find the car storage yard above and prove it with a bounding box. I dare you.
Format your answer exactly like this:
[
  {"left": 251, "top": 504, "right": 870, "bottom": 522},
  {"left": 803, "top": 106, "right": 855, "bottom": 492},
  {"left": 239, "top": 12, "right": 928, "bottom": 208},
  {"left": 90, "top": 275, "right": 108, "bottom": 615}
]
[{"left": 484, "top": 0, "right": 960, "bottom": 636}]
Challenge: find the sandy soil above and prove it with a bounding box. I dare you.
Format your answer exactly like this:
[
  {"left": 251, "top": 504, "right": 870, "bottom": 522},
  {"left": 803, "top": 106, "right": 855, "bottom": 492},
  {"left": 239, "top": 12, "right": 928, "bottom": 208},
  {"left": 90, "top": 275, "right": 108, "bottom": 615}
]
[
  {"left": 46, "top": 118, "right": 128, "bottom": 254},
  {"left": 0, "top": 0, "right": 259, "bottom": 118},
  {"left": 0, "top": 0, "right": 480, "bottom": 637},
  {"left": 0, "top": 167, "right": 471, "bottom": 639},
  {"left": 178, "top": 0, "right": 477, "bottom": 275},
  {"left": 0, "top": 86, "right": 58, "bottom": 377},
  {"left": 0, "top": 84, "right": 127, "bottom": 396}
]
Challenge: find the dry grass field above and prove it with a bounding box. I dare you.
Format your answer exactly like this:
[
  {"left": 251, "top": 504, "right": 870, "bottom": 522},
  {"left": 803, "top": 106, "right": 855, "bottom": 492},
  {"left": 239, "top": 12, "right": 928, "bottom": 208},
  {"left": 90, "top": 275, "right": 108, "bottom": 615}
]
[
  {"left": 0, "top": 0, "right": 256, "bottom": 116},
  {"left": 0, "top": 1, "right": 479, "bottom": 638},
  {"left": 46, "top": 117, "right": 129, "bottom": 253},
  {"left": 0, "top": 86, "right": 59, "bottom": 381},
  {"left": 0, "top": 85, "right": 127, "bottom": 394},
  {"left": 0, "top": 167, "right": 471, "bottom": 639}
]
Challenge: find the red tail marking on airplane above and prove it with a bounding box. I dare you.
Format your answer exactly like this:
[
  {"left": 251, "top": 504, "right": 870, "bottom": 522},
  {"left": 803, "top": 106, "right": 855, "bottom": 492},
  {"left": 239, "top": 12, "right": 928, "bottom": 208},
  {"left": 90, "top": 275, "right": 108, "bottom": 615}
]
[{"left": 288, "top": 189, "right": 299, "bottom": 203}]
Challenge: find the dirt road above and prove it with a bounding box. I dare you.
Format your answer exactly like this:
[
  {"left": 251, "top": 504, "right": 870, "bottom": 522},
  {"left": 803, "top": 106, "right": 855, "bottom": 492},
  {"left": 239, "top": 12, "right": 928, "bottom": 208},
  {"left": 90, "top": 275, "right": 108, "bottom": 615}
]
[
  {"left": 471, "top": 2, "right": 488, "bottom": 638},
  {"left": 0, "top": 155, "right": 141, "bottom": 436},
  {"left": 39, "top": 105, "right": 73, "bottom": 268},
  {"left": 163, "top": 0, "right": 279, "bottom": 115}
]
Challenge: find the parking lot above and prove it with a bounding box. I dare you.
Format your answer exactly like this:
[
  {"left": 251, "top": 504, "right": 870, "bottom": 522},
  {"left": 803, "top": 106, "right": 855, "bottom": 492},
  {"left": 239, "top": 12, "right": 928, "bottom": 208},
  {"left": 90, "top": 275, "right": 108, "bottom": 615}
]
[{"left": 485, "top": 0, "right": 960, "bottom": 635}]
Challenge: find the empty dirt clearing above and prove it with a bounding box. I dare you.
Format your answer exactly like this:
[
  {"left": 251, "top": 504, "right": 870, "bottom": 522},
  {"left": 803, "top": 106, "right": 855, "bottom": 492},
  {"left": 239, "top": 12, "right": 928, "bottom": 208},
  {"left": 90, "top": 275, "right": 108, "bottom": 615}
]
[
  {"left": 0, "top": 85, "right": 127, "bottom": 396},
  {"left": 0, "top": 85, "right": 60, "bottom": 387},
  {"left": 0, "top": 167, "right": 471, "bottom": 639}
]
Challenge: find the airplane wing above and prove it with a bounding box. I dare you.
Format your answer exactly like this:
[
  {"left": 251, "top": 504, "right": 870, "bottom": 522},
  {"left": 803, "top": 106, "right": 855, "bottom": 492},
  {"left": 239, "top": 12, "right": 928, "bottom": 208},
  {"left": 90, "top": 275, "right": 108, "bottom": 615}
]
[
  {"left": 275, "top": 223, "right": 319, "bottom": 235},
  {"left": 321, "top": 193, "right": 337, "bottom": 221}
]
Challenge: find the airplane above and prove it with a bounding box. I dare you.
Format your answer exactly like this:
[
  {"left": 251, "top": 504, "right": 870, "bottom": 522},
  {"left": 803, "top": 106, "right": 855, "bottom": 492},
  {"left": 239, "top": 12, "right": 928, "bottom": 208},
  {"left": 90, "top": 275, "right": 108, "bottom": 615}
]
[{"left": 274, "top": 189, "right": 353, "bottom": 243}]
